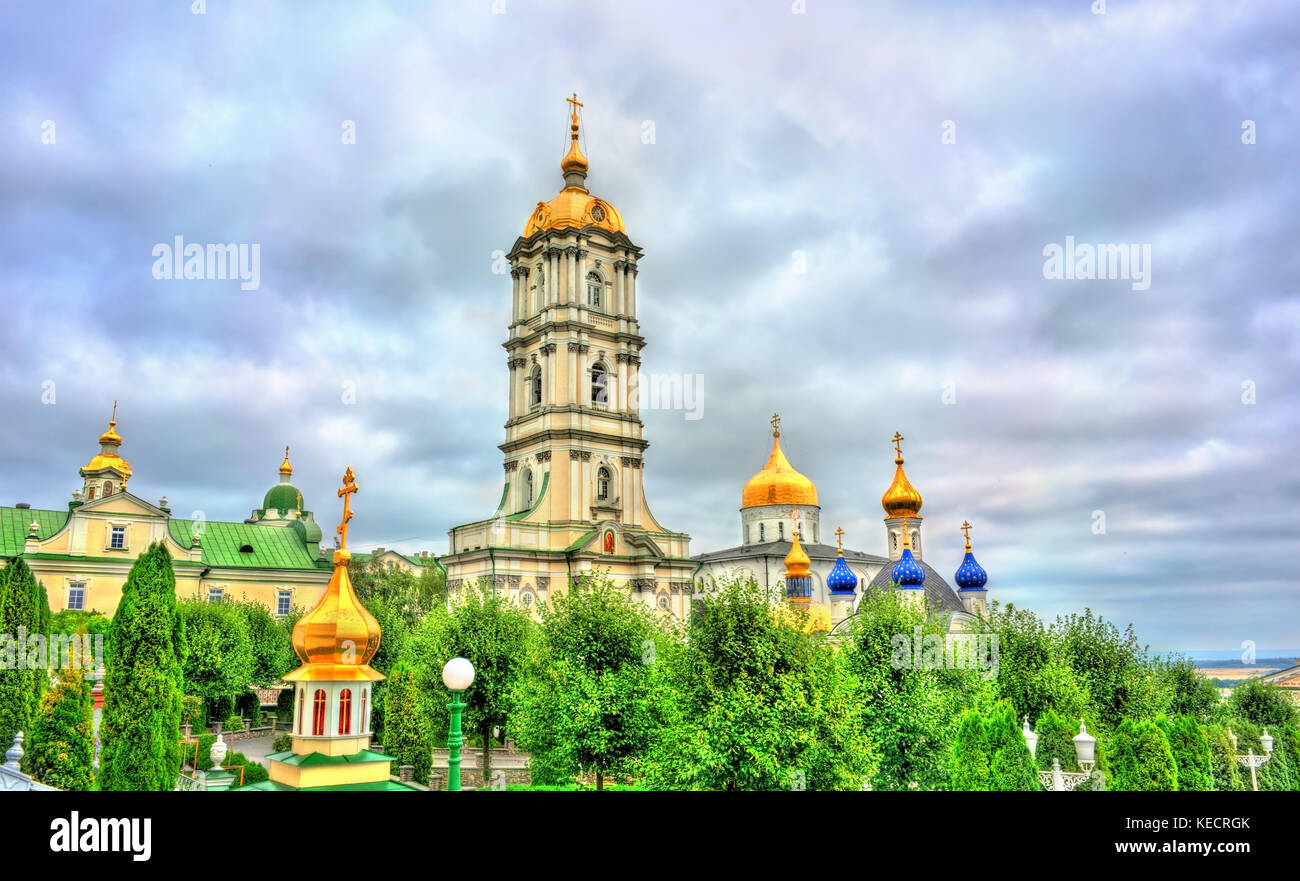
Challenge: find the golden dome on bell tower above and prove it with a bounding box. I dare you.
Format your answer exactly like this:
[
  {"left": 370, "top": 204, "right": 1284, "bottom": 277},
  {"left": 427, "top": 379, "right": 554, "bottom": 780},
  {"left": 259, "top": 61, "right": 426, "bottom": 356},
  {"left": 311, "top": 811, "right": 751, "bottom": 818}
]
[
  {"left": 522, "top": 93, "right": 627, "bottom": 238},
  {"left": 881, "top": 431, "right": 923, "bottom": 518},
  {"left": 741, "top": 414, "right": 819, "bottom": 509}
]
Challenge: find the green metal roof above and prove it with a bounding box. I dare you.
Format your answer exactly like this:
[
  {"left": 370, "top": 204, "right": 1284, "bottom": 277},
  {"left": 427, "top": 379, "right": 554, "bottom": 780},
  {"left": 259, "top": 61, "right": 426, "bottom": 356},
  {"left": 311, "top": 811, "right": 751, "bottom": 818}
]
[
  {"left": 169, "top": 518, "right": 321, "bottom": 570},
  {"left": 266, "top": 749, "right": 392, "bottom": 767},
  {"left": 0, "top": 507, "right": 69, "bottom": 557}
]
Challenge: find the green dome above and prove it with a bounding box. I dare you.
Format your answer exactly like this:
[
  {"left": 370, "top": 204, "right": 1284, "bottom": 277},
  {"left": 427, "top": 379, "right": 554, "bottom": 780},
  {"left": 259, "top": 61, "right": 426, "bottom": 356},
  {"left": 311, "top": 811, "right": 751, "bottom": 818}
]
[{"left": 263, "top": 483, "right": 304, "bottom": 513}]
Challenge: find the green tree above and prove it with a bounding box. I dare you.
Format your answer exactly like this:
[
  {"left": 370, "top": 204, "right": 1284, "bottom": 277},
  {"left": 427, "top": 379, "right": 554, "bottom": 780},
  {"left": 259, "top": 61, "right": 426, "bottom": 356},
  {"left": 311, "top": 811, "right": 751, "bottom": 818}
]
[
  {"left": 985, "top": 702, "right": 1039, "bottom": 790},
  {"left": 0, "top": 558, "right": 47, "bottom": 754},
  {"left": 1053, "top": 609, "right": 1158, "bottom": 727},
  {"left": 1158, "top": 655, "right": 1221, "bottom": 720},
  {"left": 1156, "top": 715, "right": 1213, "bottom": 791},
  {"left": 842, "top": 588, "right": 981, "bottom": 790},
  {"left": 643, "top": 575, "right": 871, "bottom": 791},
  {"left": 382, "top": 663, "right": 432, "bottom": 783},
  {"left": 405, "top": 581, "right": 534, "bottom": 784},
  {"left": 28, "top": 638, "right": 95, "bottom": 791},
  {"left": 1107, "top": 719, "right": 1177, "bottom": 791},
  {"left": 1229, "top": 679, "right": 1298, "bottom": 730},
  {"left": 512, "top": 574, "right": 663, "bottom": 789},
  {"left": 1204, "top": 723, "right": 1243, "bottom": 791},
  {"left": 951, "top": 710, "right": 990, "bottom": 790},
  {"left": 98, "top": 542, "right": 186, "bottom": 791},
  {"left": 1034, "top": 708, "right": 1079, "bottom": 772},
  {"left": 230, "top": 597, "right": 295, "bottom": 687},
  {"left": 352, "top": 557, "right": 445, "bottom": 629},
  {"left": 364, "top": 594, "right": 409, "bottom": 744},
  {"left": 177, "top": 599, "right": 254, "bottom": 718}
]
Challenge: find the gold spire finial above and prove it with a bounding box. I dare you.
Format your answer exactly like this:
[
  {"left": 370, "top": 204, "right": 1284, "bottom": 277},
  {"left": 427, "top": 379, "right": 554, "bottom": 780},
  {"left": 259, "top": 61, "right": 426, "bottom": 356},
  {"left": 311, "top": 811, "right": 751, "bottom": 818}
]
[
  {"left": 560, "top": 92, "right": 589, "bottom": 180},
  {"left": 835, "top": 526, "right": 845, "bottom": 554},
  {"left": 279, "top": 445, "right": 293, "bottom": 476},
  {"left": 900, "top": 515, "right": 911, "bottom": 549},
  {"left": 98, "top": 401, "right": 124, "bottom": 445},
  {"left": 336, "top": 467, "right": 358, "bottom": 552},
  {"left": 961, "top": 520, "right": 973, "bottom": 552},
  {"left": 110, "top": 400, "right": 117, "bottom": 424},
  {"left": 771, "top": 412, "right": 781, "bottom": 437},
  {"left": 892, "top": 431, "right": 904, "bottom": 463}
]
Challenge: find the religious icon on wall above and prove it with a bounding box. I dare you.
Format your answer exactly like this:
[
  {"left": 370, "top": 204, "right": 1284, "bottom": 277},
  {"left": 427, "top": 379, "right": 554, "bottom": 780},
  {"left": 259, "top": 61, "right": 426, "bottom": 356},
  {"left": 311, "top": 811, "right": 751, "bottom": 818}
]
[{"left": 604, "top": 529, "right": 615, "bottom": 553}]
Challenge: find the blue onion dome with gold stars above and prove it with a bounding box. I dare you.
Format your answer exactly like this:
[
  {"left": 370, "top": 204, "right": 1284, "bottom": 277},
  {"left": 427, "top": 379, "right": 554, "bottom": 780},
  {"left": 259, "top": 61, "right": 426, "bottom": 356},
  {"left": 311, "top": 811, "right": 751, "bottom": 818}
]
[
  {"left": 954, "top": 520, "right": 988, "bottom": 590},
  {"left": 826, "top": 527, "right": 858, "bottom": 595},
  {"left": 890, "top": 518, "right": 925, "bottom": 589}
]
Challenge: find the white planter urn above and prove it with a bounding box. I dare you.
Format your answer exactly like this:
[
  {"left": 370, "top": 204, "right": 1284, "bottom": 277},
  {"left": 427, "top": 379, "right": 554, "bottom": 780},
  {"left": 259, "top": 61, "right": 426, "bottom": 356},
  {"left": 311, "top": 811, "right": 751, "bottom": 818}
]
[{"left": 210, "top": 734, "right": 228, "bottom": 769}]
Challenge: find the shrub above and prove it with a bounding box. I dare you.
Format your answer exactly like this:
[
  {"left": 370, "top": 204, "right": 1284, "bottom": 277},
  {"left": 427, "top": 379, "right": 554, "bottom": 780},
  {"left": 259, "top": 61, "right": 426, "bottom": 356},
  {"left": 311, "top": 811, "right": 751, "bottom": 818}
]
[
  {"left": 383, "top": 664, "right": 432, "bottom": 783},
  {"left": 271, "top": 733, "right": 292, "bottom": 753},
  {"left": 28, "top": 644, "right": 95, "bottom": 791},
  {"left": 181, "top": 696, "right": 205, "bottom": 729},
  {"left": 1157, "top": 716, "right": 1213, "bottom": 791},
  {"left": 223, "top": 751, "right": 268, "bottom": 785},
  {"left": 224, "top": 713, "right": 246, "bottom": 733},
  {"left": 950, "top": 710, "right": 989, "bottom": 790},
  {"left": 1108, "top": 719, "right": 1177, "bottom": 791},
  {"left": 0, "top": 559, "right": 47, "bottom": 754}
]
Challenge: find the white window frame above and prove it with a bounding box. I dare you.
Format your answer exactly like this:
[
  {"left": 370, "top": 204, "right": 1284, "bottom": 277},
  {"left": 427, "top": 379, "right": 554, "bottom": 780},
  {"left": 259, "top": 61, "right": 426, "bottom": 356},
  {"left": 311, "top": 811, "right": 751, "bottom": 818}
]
[
  {"left": 276, "top": 589, "right": 292, "bottom": 616},
  {"left": 67, "top": 580, "right": 87, "bottom": 611},
  {"left": 207, "top": 586, "right": 225, "bottom": 604},
  {"left": 105, "top": 522, "right": 129, "bottom": 552}
]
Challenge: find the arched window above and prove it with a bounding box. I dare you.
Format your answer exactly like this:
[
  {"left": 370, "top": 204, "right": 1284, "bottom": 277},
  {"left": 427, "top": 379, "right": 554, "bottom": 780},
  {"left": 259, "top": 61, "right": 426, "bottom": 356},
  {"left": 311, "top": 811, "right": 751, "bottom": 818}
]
[
  {"left": 759, "top": 523, "right": 765, "bottom": 541},
  {"left": 586, "top": 271, "right": 603, "bottom": 311},
  {"left": 361, "top": 688, "right": 369, "bottom": 733},
  {"left": 86, "top": 487, "right": 95, "bottom": 501},
  {"left": 597, "top": 466, "right": 611, "bottom": 501},
  {"left": 591, "top": 362, "right": 611, "bottom": 406},
  {"left": 524, "top": 470, "right": 535, "bottom": 508},
  {"left": 312, "top": 689, "right": 326, "bottom": 736},
  {"left": 528, "top": 366, "right": 542, "bottom": 407},
  {"left": 103, "top": 481, "right": 113, "bottom": 497},
  {"left": 338, "top": 688, "right": 352, "bottom": 735},
  {"left": 296, "top": 688, "right": 304, "bottom": 734}
]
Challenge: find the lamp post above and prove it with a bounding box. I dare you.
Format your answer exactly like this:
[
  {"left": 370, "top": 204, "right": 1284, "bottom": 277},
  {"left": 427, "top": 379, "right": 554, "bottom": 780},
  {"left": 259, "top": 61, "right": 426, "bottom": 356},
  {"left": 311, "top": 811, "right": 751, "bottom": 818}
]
[
  {"left": 1025, "top": 718, "right": 1100, "bottom": 791},
  {"left": 1229, "top": 728, "right": 1273, "bottom": 791},
  {"left": 442, "top": 657, "right": 475, "bottom": 792}
]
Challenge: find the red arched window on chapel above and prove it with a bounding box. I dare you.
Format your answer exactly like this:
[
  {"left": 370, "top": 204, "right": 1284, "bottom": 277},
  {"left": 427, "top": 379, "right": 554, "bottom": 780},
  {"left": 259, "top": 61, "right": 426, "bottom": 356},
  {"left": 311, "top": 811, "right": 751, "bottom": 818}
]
[
  {"left": 312, "top": 689, "right": 326, "bottom": 736},
  {"left": 338, "top": 689, "right": 352, "bottom": 735}
]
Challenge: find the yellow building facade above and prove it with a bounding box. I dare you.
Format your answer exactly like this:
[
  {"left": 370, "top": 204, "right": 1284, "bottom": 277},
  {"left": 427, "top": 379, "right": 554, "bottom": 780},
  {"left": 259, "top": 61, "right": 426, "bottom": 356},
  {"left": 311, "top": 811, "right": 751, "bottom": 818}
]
[{"left": 1, "top": 411, "right": 332, "bottom": 616}]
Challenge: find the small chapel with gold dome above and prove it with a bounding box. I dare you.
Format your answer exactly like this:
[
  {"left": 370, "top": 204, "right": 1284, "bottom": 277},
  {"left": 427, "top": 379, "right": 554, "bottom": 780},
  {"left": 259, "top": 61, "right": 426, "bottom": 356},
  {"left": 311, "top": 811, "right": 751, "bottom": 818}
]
[{"left": 693, "top": 418, "right": 991, "bottom": 632}]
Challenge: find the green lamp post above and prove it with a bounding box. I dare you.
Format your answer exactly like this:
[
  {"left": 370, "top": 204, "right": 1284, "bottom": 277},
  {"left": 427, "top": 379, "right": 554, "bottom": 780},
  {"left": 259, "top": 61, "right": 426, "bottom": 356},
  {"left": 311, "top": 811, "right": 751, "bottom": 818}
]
[{"left": 442, "top": 657, "right": 475, "bottom": 791}]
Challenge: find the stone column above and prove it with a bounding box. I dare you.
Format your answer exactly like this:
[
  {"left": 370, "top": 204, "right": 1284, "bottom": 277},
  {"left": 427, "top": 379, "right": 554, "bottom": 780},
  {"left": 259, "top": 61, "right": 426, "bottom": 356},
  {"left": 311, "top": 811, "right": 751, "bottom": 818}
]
[{"left": 614, "top": 259, "right": 625, "bottom": 315}]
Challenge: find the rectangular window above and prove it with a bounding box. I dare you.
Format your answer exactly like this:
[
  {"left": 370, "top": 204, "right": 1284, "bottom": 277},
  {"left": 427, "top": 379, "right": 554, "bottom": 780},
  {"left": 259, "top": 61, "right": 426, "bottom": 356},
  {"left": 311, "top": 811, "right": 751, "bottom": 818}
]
[
  {"left": 277, "top": 590, "right": 291, "bottom": 616},
  {"left": 207, "top": 587, "right": 224, "bottom": 604},
  {"left": 109, "top": 525, "right": 126, "bottom": 550},
  {"left": 67, "top": 583, "right": 86, "bottom": 610}
]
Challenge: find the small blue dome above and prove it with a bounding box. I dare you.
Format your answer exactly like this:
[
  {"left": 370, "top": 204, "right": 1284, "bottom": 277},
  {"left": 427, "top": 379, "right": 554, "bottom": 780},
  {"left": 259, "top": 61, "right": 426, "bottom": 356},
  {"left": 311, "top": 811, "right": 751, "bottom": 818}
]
[
  {"left": 954, "top": 550, "right": 988, "bottom": 590},
  {"left": 891, "top": 547, "right": 925, "bottom": 589},
  {"left": 827, "top": 554, "right": 858, "bottom": 595}
]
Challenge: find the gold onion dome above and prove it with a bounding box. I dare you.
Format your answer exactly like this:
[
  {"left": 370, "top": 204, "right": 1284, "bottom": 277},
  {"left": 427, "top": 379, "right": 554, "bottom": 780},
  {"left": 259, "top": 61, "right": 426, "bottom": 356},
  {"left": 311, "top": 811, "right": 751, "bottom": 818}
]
[
  {"left": 285, "top": 468, "right": 383, "bottom": 683},
  {"left": 83, "top": 401, "right": 133, "bottom": 478},
  {"left": 522, "top": 93, "right": 626, "bottom": 238},
  {"left": 279, "top": 445, "right": 294, "bottom": 475},
  {"left": 881, "top": 431, "right": 922, "bottom": 518},
  {"left": 741, "top": 415, "right": 819, "bottom": 509},
  {"left": 784, "top": 528, "right": 812, "bottom": 578}
]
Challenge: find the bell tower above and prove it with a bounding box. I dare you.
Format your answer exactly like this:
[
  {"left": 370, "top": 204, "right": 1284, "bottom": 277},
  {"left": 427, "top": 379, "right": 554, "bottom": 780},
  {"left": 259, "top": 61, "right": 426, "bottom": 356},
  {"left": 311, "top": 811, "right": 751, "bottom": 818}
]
[{"left": 443, "top": 95, "right": 694, "bottom": 615}]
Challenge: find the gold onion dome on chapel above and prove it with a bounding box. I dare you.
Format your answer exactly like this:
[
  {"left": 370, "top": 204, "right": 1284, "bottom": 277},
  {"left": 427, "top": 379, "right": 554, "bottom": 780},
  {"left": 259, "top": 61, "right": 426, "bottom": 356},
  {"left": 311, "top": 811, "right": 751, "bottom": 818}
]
[
  {"left": 83, "top": 401, "right": 132, "bottom": 478},
  {"left": 784, "top": 517, "right": 812, "bottom": 578},
  {"left": 881, "top": 431, "right": 923, "bottom": 518},
  {"left": 522, "top": 93, "right": 626, "bottom": 238},
  {"left": 285, "top": 467, "right": 383, "bottom": 683},
  {"left": 741, "top": 414, "right": 819, "bottom": 509}
]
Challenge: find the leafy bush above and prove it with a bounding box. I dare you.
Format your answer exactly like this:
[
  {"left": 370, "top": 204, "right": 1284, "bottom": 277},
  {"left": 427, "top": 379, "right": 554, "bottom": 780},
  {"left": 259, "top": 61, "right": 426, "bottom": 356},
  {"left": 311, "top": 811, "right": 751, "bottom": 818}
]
[
  {"left": 177, "top": 599, "right": 253, "bottom": 705},
  {"left": 223, "top": 751, "right": 268, "bottom": 785},
  {"left": 383, "top": 663, "right": 432, "bottom": 782},
  {"left": 181, "top": 695, "right": 205, "bottom": 729},
  {"left": 1156, "top": 715, "right": 1213, "bottom": 791},
  {"left": 28, "top": 646, "right": 95, "bottom": 790},
  {"left": 224, "top": 713, "right": 246, "bottom": 733},
  {"left": 272, "top": 733, "right": 292, "bottom": 752},
  {"left": 1108, "top": 719, "right": 1177, "bottom": 791}
]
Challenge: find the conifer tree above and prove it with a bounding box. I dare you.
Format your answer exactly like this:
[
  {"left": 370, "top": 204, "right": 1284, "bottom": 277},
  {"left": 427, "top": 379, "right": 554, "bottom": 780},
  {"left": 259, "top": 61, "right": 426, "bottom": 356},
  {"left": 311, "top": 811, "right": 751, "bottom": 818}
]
[
  {"left": 28, "top": 638, "right": 95, "bottom": 790},
  {"left": 98, "top": 543, "right": 186, "bottom": 791},
  {"left": 0, "top": 559, "right": 47, "bottom": 753}
]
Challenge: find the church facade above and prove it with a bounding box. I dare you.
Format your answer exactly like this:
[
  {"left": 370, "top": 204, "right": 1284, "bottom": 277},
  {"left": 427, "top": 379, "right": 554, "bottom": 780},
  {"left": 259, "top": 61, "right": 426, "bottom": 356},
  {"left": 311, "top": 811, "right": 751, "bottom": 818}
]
[
  {"left": 440, "top": 96, "right": 695, "bottom": 617},
  {"left": 0, "top": 408, "right": 335, "bottom": 615},
  {"left": 694, "top": 421, "right": 990, "bottom": 631}
]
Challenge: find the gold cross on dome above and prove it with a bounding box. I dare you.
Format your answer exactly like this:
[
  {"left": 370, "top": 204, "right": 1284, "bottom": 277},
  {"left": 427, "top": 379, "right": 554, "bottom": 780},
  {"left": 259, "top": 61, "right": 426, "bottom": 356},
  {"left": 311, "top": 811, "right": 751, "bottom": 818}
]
[
  {"left": 110, "top": 400, "right": 118, "bottom": 422},
  {"left": 835, "top": 526, "right": 844, "bottom": 551},
  {"left": 771, "top": 413, "right": 781, "bottom": 436},
  {"left": 961, "top": 519, "right": 972, "bottom": 549},
  {"left": 892, "top": 431, "right": 904, "bottom": 459},
  {"left": 567, "top": 92, "right": 583, "bottom": 116},
  {"left": 336, "top": 467, "right": 358, "bottom": 550}
]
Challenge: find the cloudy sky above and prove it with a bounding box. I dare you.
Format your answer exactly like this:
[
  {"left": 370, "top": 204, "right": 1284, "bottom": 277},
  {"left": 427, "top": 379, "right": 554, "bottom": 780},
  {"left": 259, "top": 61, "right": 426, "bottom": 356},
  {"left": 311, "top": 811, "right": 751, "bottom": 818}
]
[{"left": 2, "top": 1, "right": 1297, "bottom": 650}]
